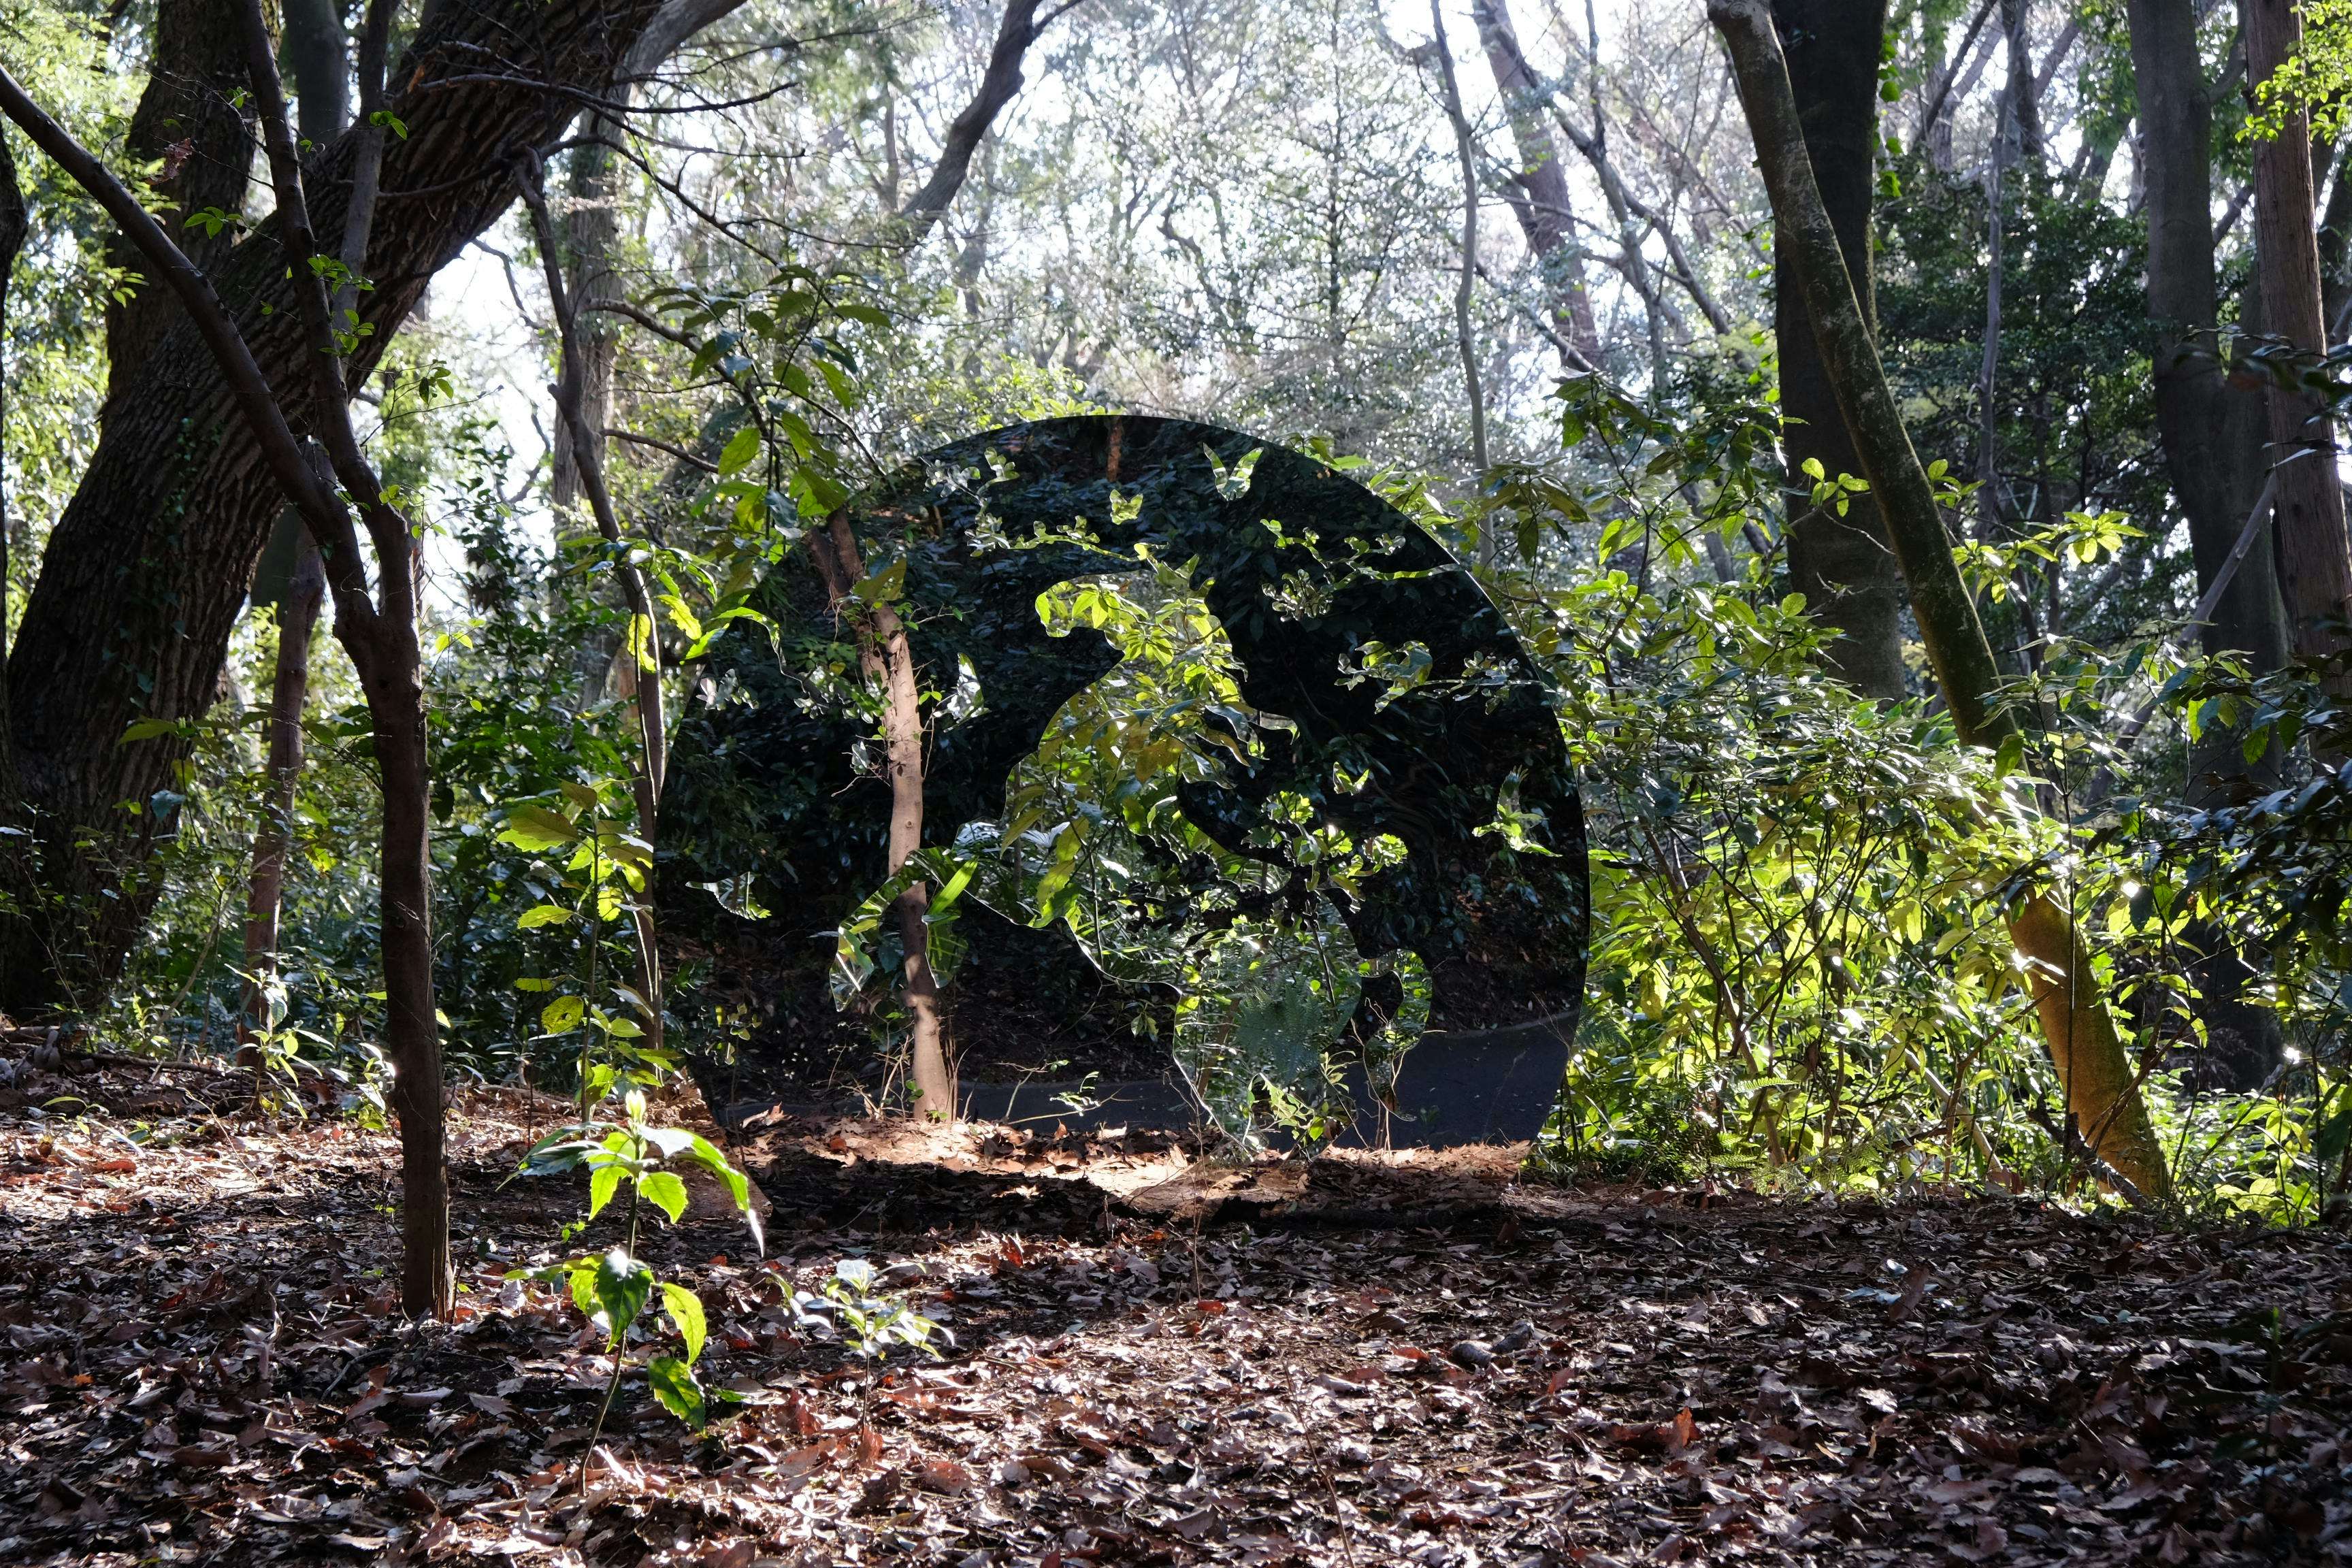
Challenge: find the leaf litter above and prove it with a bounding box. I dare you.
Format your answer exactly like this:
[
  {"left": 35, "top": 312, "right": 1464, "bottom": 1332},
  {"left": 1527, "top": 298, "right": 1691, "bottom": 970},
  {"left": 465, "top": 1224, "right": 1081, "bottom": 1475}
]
[{"left": 2, "top": 1044, "right": 2349, "bottom": 1566}]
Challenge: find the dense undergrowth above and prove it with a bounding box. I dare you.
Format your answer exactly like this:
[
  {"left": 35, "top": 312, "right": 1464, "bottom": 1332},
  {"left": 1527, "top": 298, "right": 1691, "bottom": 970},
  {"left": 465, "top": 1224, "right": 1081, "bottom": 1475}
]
[{"left": 63, "top": 331, "right": 2352, "bottom": 1231}]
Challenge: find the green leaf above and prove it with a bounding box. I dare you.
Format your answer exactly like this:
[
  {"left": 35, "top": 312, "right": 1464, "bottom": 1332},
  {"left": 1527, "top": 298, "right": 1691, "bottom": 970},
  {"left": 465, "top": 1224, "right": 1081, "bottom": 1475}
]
[
  {"left": 541, "top": 994, "right": 586, "bottom": 1035},
  {"left": 517, "top": 903, "right": 572, "bottom": 929},
  {"left": 587, "top": 1162, "right": 623, "bottom": 1220},
  {"left": 592, "top": 1248, "right": 653, "bottom": 1341},
  {"left": 499, "top": 804, "right": 579, "bottom": 851},
  {"left": 660, "top": 1281, "right": 708, "bottom": 1364},
  {"left": 718, "top": 423, "right": 762, "bottom": 477},
  {"left": 645, "top": 1354, "right": 707, "bottom": 1429},
  {"left": 638, "top": 1169, "right": 689, "bottom": 1224},
  {"left": 569, "top": 1260, "right": 599, "bottom": 1319}
]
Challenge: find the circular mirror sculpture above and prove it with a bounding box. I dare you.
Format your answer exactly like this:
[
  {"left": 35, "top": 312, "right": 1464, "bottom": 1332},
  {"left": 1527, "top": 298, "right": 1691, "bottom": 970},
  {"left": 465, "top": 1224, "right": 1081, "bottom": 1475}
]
[{"left": 661, "top": 416, "right": 1587, "bottom": 1146}]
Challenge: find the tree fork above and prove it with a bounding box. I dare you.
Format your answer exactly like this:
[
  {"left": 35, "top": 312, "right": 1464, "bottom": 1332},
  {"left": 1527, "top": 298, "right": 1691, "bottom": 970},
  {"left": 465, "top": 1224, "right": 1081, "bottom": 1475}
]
[{"left": 1710, "top": 0, "right": 2173, "bottom": 1200}]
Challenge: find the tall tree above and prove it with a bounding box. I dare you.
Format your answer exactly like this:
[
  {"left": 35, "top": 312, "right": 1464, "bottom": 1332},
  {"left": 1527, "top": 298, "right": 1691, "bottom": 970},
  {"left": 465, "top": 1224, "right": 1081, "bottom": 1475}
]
[
  {"left": 2245, "top": 0, "right": 2352, "bottom": 665},
  {"left": 1768, "top": 0, "right": 1907, "bottom": 700},
  {"left": 1712, "top": 0, "right": 2172, "bottom": 1200},
  {"left": 0, "top": 0, "right": 682, "bottom": 1018},
  {"left": 2127, "top": 0, "right": 2289, "bottom": 1088},
  {"left": 243, "top": 0, "right": 397, "bottom": 1054}
]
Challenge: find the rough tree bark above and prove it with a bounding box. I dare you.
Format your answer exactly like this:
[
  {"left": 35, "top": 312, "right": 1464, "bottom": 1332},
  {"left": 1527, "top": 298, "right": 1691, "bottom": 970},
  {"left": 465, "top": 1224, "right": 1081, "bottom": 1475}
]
[
  {"left": 1712, "top": 0, "right": 2173, "bottom": 1200},
  {"left": 104, "top": 0, "right": 253, "bottom": 412},
  {"left": 0, "top": 0, "right": 459, "bottom": 1308},
  {"left": 0, "top": 0, "right": 678, "bottom": 1017},
  {"left": 2126, "top": 0, "right": 2288, "bottom": 1089},
  {"left": 1767, "top": 0, "right": 1908, "bottom": 700},
  {"left": 1469, "top": 0, "right": 1603, "bottom": 370},
  {"left": 2245, "top": 0, "right": 2352, "bottom": 664}
]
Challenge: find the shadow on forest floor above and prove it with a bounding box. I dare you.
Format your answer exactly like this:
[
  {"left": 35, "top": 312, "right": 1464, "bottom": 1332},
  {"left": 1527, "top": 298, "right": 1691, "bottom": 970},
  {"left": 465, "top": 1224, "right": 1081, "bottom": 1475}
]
[{"left": 3, "top": 1042, "right": 2350, "bottom": 1567}]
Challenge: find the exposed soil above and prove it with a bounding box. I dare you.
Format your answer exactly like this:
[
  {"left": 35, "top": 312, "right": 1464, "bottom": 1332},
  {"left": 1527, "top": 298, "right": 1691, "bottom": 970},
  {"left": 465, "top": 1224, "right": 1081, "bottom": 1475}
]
[{"left": 3, "top": 1039, "right": 2350, "bottom": 1567}]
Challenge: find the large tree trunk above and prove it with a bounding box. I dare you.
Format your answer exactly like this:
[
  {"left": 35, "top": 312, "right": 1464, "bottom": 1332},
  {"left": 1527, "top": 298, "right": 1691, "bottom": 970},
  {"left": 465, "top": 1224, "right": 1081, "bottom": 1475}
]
[
  {"left": 105, "top": 0, "right": 254, "bottom": 412},
  {"left": 2244, "top": 0, "right": 2352, "bottom": 664},
  {"left": 1767, "top": 0, "right": 1908, "bottom": 700},
  {"left": 2127, "top": 0, "right": 2287, "bottom": 1089},
  {"left": 0, "top": 0, "right": 677, "bottom": 1018},
  {"left": 1712, "top": 0, "right": 2173, "bottom": 1201},
  {"left": 1469, "top": 0, "right": 1603, "bottom": 369}
]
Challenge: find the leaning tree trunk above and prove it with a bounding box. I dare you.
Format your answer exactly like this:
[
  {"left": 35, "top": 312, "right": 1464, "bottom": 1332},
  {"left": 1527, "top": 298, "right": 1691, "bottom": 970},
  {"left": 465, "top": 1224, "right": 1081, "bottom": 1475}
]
[
  {"left": 1767, "top": 0, "right": 1908, "bottom": 700},
  {"left": 1469, "top": 0, "right": 1604, "bottom": 369},
  {"left": 0, "top": 0, "right": 677, "bottom": 1019},
  {"left": 2245, "top": 0, "right": 2352, "bottom": 666},
  {"left": 1712, "top": 0, "right": 2173, "bottom": 1200}
]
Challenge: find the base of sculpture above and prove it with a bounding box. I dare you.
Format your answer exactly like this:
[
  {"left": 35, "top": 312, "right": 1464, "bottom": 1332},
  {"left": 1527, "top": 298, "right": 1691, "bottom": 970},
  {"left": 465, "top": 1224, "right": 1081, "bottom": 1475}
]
[{"left": 719, "top": 1017, "right": 1574, "bottom": 1149}]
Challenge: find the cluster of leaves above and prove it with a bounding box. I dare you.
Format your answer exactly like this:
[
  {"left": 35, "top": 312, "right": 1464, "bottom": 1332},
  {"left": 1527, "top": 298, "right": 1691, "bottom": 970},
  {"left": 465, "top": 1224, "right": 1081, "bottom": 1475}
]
[
  {"left": 1489, "top": 370, "right": 2351, "bottom": 1215},
  {"left": 513, "top": 1089, "right": 760, "bottom": 1431}
]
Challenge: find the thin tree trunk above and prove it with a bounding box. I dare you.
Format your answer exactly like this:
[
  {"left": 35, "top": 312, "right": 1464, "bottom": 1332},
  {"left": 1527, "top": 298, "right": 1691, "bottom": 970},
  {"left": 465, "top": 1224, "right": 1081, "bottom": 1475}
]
[
  {"left": 1431, "top": 0, "right": 1492, "bottom": 564},
  {"left": 239, "top": 0, "right": 374, "bottom": 1060},
  {"left": 808, "top": 516, "right": 955, "bottom": 1123},
  {"left": 0, "top": 134, "right": 27, "bottom": 796},
  {"left": 238, "top": 534, "right": 323, "bottom": 1059},
  {"left": 2246, "top": 0, "right": 2352, "bottom": 664},
  {"left": 517, "top": 159, "right": 670, "bottom": 1055},
  {"left": 235, "top": 3, "right": 452, "bottom": 1316},
  {"left": 898, "top": 0, "right": 1058, "bottom": 237},
  {"left": 1712, "top": 0, "right": 2173, "bottom": 1201},
  {"left": 1767, "top": 0, "right": 1907, "bottom": 700}
]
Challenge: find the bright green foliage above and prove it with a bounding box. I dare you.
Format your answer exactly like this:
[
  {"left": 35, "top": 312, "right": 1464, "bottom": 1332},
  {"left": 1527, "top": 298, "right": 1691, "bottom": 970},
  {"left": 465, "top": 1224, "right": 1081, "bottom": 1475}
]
[
  {"left": 512, "top": 1088, "right": 760, "bottom": 1433},
  {"left": 2249, "top": 0, "right": 2352, "bottom": 143},
  {"left": 827, "top": 555, "right": 1430, "bottom": 1145}
]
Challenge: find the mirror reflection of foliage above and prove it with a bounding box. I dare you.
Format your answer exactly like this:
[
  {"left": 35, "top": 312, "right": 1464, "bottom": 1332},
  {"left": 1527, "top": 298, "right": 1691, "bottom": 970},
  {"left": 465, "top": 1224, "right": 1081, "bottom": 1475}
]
[{"left": 832, "top": 546, "right": 1426, "bottom": 1145}]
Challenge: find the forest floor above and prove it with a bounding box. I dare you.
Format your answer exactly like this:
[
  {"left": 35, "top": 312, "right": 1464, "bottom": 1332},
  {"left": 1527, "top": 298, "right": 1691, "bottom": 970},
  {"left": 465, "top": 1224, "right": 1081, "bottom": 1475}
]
[{"left": 2, "top": 1042, "right": 2349, "bottom": 1567}]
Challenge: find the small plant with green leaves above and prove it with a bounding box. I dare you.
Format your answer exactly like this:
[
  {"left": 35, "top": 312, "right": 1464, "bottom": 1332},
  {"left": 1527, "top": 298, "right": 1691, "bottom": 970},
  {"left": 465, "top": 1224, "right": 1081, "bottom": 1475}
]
[
  {"left": 785, "top": 1258, "right": 948, "bottom": 1439},
  {"left": 512, "top": 1088, "right": 762, "bottom": 1449}
]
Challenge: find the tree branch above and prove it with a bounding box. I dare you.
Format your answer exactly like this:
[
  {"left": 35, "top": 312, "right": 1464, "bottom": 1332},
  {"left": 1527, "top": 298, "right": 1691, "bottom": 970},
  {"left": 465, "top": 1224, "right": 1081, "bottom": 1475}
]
[{"left": 898, "top": 0, "right": 1060, "bottom": 234}]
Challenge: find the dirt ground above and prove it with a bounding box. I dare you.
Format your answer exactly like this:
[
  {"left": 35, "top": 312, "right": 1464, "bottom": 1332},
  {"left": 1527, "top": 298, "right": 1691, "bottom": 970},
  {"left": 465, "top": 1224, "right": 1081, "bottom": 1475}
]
[{"left": 2, "top": 1043, "right": 2349, "bottom": 1567}]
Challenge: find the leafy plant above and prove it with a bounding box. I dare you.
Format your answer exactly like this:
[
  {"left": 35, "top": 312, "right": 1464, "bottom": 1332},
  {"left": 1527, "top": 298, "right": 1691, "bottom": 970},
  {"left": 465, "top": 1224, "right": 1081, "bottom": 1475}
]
[{"left": 513, "top": 1088, "right": 762, "bottom": 1441}]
